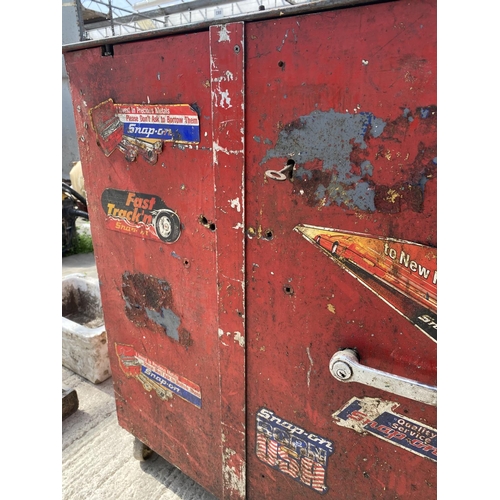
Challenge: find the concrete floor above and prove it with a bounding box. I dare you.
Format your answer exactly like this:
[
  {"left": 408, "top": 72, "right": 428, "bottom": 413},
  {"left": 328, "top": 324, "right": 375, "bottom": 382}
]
[{"left": 62, "top": 251, "right": 217, "bottom": 500}]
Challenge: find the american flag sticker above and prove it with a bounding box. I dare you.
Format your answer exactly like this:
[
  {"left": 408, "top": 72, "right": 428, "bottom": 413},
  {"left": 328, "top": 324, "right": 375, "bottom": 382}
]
[{"left": 256, "top": 408, "right": 334, "bottom": 494}]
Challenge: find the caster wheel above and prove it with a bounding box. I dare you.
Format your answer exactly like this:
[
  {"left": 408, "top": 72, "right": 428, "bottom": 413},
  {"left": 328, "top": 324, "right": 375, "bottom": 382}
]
[{"left": 133, "top": 437, "right": 153, "bottom": 461}]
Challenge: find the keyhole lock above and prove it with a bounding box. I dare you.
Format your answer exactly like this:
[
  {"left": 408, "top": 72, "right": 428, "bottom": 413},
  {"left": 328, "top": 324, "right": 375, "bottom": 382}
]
[{"left": 331, "top": 360, "right": 352, "bottom": 381}]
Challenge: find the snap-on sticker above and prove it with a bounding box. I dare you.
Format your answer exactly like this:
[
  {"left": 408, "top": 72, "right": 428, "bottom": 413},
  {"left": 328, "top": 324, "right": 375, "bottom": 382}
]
[
  {"left": 295, "top": 224, "right": 437, "bottom": 342},
  {"left": 89, "top": 98, "right": 200, "bottom": 164},
  {"left": 256, "top": 408, "right": 334, "bottom": 494},
  {"left": 333, "top": 397, "right": 437, "bottom": 462},
  {"left": 101, "top": 188, "right": 181, "bottom": 243},
  {"left": 115, "top": 344, "right": 201, "bottom": 408}
]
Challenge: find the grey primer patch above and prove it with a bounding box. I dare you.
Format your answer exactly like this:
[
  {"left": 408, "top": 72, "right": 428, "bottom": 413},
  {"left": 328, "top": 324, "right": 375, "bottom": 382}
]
[
  {"left": 146, "top": 308, "right": 180, "bottom": 341},
  {"left": 420, "top": 108, "right": 430, "bottom": 119},
  {"left": 261, "top": 109, "right": 386, "bottom": 211},
  {"left": 360, "top": 160, "right": 373, "bottom": 176}
]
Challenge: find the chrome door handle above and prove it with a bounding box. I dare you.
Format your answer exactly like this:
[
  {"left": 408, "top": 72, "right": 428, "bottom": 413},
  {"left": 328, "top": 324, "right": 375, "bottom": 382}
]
[{"left": 329, "top": 349, "right": 437, "bottom": 406}]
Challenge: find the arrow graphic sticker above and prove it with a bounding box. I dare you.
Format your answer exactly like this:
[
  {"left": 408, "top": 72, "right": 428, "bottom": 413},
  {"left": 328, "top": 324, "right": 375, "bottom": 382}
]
[{"left": 294, "top": 224, "right": 437, "bottom": 341}]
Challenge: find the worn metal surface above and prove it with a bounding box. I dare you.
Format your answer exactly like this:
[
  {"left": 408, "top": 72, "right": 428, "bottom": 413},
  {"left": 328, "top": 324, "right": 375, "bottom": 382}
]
[
  {"left": 244, "top": 0, "right": 436, "bottom": 498},
  {"left": 65, "top": 27, "right": 227, "bottom": 498},
  {"left": 210, "top": 22, "right": 247, "bottom": 499},
  {"left": 65, "top": 0, "right": 436, "bottom": 498}
]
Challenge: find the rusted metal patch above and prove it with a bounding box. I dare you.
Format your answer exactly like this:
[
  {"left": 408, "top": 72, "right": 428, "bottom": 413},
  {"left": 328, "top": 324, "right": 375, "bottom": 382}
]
[
  {"left": 121, "top": 272, "right": 192, "bottom": 346},
  {"left": 260, "top": 107, "right": 436, "bottom": 213},
  {"left": 295, "top": 224, "right": 437, "bottom": 341},
  {"left": 256, "top": 408, "right": 334, "bottom": 494},
  {"left": 115, "top": 343, "right": 201, "bottom": 407},
  {"left": 333, "top": 397, "right": 437, "bottom": 462}
]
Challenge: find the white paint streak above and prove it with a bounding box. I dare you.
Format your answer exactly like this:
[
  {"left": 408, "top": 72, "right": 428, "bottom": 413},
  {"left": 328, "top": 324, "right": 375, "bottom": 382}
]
[
  {"left": 229, "top": 198, "right": 241, "bottom": 212},
  {"left": 233, "top": 331, "right": 245, "bottom": 347},
  {"left": 213, "top": 142, "right": 244, "bottom": 157},
  {"left": 232, "top": 222, "right": 244, "bottom": 230},
  {"left": 218, "top": 89, "right": 232, "bottom": 108},
  {"left": 277, "top": 29, "right": 289, "bottom": 52},
  {"left": 218, "top": 25, "right": 231, "bottom": 42},
  {"left": 221, "top": 273, "right": 243, "bottom": 284},
  {"left": 219, "top": 119, "right": 237, "bottom": 127},
  {"left": 219, "top": 330, "right": 245, "bottom": 347},
  {"left": 223, "top": 447, "right": 245, "bottom": 496},
  {"left": 212, "top": 70, "right": 234, "bottom": 83},
  {"left": 306, "top": 347, "right": 314, "bottom": 388},
  {"left": 212, "top": 71, "right": 234, "bottom": 109}
]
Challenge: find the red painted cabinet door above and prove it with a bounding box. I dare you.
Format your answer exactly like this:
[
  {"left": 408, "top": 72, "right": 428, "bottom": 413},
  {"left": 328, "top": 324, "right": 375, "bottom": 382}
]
[
  {"left": 244, "top": 1, "right": 436, "bottom": 499},
  {"left": 65, "top": 1, "right": 436, "bottom": 498},
  {"left": 65, "top": 25, "right": 246, "bottom": 499}
]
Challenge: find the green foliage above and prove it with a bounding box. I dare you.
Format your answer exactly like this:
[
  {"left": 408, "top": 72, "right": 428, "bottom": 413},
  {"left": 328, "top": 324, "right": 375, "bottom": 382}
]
[{"left": 67, "top": 230, "right": 94, "bottom": 255}]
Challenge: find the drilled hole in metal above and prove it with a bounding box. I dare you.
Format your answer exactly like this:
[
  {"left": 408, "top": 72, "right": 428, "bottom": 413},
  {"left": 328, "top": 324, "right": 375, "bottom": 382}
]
[
  {"left": 283, "top": 286, "right": 294, "bottom": 295},
  {"left": 199, "top": 215, "right": 216, "bottom": 231}
]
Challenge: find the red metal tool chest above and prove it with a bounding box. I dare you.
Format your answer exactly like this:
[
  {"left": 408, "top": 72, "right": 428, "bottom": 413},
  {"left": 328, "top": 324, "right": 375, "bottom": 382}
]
[{"left": 64, "top": 1, "right": 437, "bottom": 498}]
